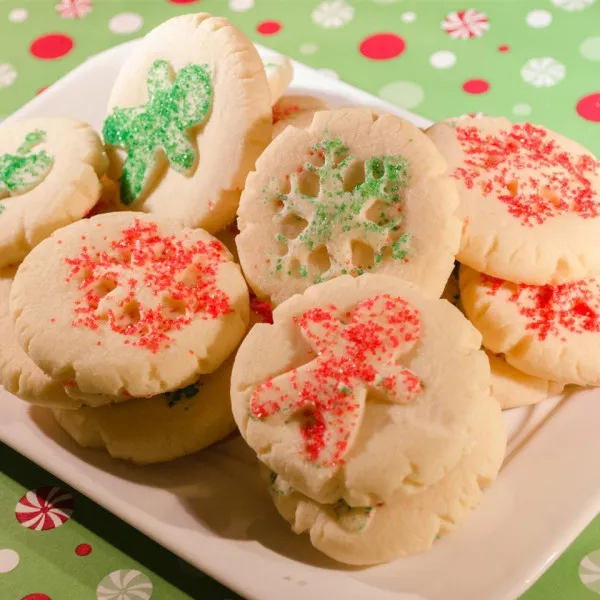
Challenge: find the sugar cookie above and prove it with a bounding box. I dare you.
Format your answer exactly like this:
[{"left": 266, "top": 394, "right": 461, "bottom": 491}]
[
  {"left": 103, "top": 13, "right": 272, "bottom": 231},
  {"left": 53, "top": 355, "right": 236, "bottom": 464},
  {"left": 0, "top": 118, "right": 107, "bottom": 268},
  {"left": 460, "top": 265, "right": 600, "bottom": 385},
  {"left": 272, "top": 95, "right": 330, "bottom": 138},
  {"left": 10, "top": 212, "right": 249, "bottom": 400},
  {"left": 237, "top": 108, "right": 461, "bottom": 305},
  {"left": 264, "top": 55, "right": 293, "bottom": 104},
  {"left": 262, "top": 392, "right": 505, "bottom": 565},
  {"left": 231, "top": 274, "right": 490, "bottom": 506},
  {"left": 0, "top": 267, "right": 80, "bottom": 409},
  {"left": 427, "top": 117, "right": 600, "bottom": 284}
]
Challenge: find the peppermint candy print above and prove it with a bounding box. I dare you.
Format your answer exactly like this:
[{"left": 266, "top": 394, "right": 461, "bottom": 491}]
[
  {"left": 15, "top": 487, "right": 74, "bottom": 531},
  {"left": 97, "top": 570, "right": 153, "bottom": 600},
  {"left": 521, "top": 57, "right": 566, "bottom": 87},
  {"left": 56, "top": 0, "right": 92, "bottom": 19},
  {"left": 312, "top": 0, "right": 354, "bottom": 29},
  {"left": 442, "top": 9, "right": 489, "bottom": 39}
]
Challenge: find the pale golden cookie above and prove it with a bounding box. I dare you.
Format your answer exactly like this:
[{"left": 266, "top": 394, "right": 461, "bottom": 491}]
[
  {"left": 427, "top": 117, "right": 600, "bottom": 285},
  {"left": 272, "top": 96, "right": 330, "bottom": 138},
  {"left": 0, "top": 118, "right": 107, "bottom": 268},
  {"left": 231, "top": 274, "right": 491, "bottom": 506},
  {"left": 0, "top": 268, "right": 79, "bottom": 409},
  {"left": 237, "top": 108, "right": 461, "bottom": 305},
  {"left": 103, "top": 13, "right": 272, "bottom": 232},
  {"left": 53, "top": 356, "right": 236, "bottom": 464},
  {"left": 263, "top": 391, "right": 505, "bottom": 565},
  {"left": 460, "top": 265, "right": 600, "bottom": 385},
  {"left": 10, "top": 212, "right": 249, "bottom": 400},
  {"left": 263, "top": 55, "right": 293, "bottom": 104}
]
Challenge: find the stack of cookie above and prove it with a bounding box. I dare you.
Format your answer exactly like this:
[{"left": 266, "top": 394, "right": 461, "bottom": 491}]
[{"left": 428, "top": 116, "right": 600, "bottom": 408}]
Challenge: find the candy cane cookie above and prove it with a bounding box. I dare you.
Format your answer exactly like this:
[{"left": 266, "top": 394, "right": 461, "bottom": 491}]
[
  {"left": 427, "top": 117, "right": 600, "bottom": 285},
  {"left": 460, "top": 265, "right": 600, "bottom": 386},
  {"left": 0, "top": 118, "right": 107, "bottom": 268},
  {"left": 103, "top": 13, "right": 272, "bottom": 232},
  {"left": 262, "top": 389, "right": 505, "bottom": 565},
  {"left": 231, "top": 274, "right": 491, "bottom": 506},
  {"left": 10, "top": 212, "right": 249, "bottom": 400},
  {"left": 237, "top": 108, "right": 461, "bottom": 305}
]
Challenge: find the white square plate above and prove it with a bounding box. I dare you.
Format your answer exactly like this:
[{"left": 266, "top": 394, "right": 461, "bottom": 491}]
[{"left": 1, "top": 41, "right": 599, "bottom": 600}]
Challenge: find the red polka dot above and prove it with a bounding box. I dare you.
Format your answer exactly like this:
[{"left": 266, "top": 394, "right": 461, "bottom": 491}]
[
  {"left": 359, "top": 33, "right": 406, "bottom": 60},
  {"left": 576, "top": 92, "right": 600, "bottom": 122},
  {"left": 30, "top": 34, "right": 74, "bottom": 60},
  {"left": 36, "top": 86, "right": 49, "bottom": 96},
  {"left": 21, "top": 595, "right": 52, "bottom": 600},
  {"left": 168, "top": 0, "right": 200, "bottom": 3},
  {"left": 463, "top": 79, "right": 490, "bottom": 94},
  {"left": 75, "top": 543, "right": 92, "bottom": 556},
  {"left": 256, "top": 20, "right": 282, "bottom": 36},
  {"left": 498, "top": 45, "right": 510, "bottom": 52}
]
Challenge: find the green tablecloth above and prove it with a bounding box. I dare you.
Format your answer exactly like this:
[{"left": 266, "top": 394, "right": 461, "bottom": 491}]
[{"left": 1, "top": 1, "right": 599, "bottom": 598}]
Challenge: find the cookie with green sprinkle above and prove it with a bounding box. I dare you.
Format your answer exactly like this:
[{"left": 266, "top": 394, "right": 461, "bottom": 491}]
[{"left": 237, "top": 108, "right": 461, "bottom": 305}]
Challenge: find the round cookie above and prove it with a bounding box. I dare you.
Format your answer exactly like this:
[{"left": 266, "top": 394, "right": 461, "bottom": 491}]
[
  {"left": 0, "top": 118, "right": 107, "bottom": 268},
  {"left": 10, "top": 212, "right": 249, "bottom": 400},
  {"left": 231, "top": 274, "right": 491, "bottom": 506},
  {"left": 485, "top": 350, "right": 564, "bottom": 410},
  {"left": 262, "top": 392, "right": 505, "bottom": 565},
  {"left": 103, "top": 13, "right": 272, "bottom": 232},
  {"left": 459, "top": 265, "right": 600, "bottom": 385},
  {"left": 0, "top": 267, "right": 80, "bottom": 409},
  {"left": 237, "top": 108, "right": 461, "bottom": 305},
  {"left": 53, "top": 355, "right": 237, "bottom": 464},
  {"left": 264, "top": 55, "right": 293, "bottom": 104},
  {"left": 442, "top": 265, "right": 563, "bottom": 409},
  {"left": 427, "top": 117, "right": 600, "bottom": 285},
  {"left": 272, "top": 96, "right": 330, "bottom": 138}
]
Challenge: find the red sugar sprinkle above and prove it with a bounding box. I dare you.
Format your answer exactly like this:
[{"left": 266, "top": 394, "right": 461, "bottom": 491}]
[
  {"left": 250, "top": 294, "right": 274, "bottom": 324},
  {"left": 482, "top": 274, "right": 600, "bottom": 341},
  {"left": 65, "top": 220, "right": 233, "bottom": 353},
  {"left": 453, "top": 122, "right": 600, "bottom": 226},
  {"left": 250, "top": 294, "right": 422, "bottom": 466},
  {"left": 272, "top": 103, "right": 300, "bottom": 124}
]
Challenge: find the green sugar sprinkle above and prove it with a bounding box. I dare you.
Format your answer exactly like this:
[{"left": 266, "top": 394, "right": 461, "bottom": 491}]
[
  {"left": 0, "top": 130, "right": 53, "bottom": 199},
  {"left": 269, "top": 136, "right": 412, "bottom": 282},
  {"left": 165, "top": 381, "right": 203, "bottom": 407},
  {"left": 103, "top": 59, "right": 213, "bottom": 206}
]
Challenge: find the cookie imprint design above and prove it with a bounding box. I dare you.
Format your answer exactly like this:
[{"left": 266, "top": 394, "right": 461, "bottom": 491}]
[
  {"left": 250, "top": 294, "right": 422, "bottom": 466},
  {"left": 453, "top": 123, "right": 600, "bottom": 226},
  {"left": 0, "top": 130, "right": 53, "bottom": 200},
  {"left": 103, "top": 59, "right": 213, "bottom": 206},
  {"left": 267, "top": 137, "right": 412, "bottom": 283},
  {"left": 64, "top": 219, "right": 233, "bottom": 353},
  {"left": 482, "top": 274, "right": 600, "bottom": 341},
  {"left": 165, "top": 381, "right": 203, "bottom": 407}
]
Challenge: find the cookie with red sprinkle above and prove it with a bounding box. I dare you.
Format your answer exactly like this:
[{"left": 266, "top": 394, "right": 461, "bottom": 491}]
[
  {"left": 427, "top": 116, "right": 600, "bottom": 285},
  {"left": 262, "top": 390, "right": 505, "bottom": 565},
  {"left": 272, "top": 95, "right": 330, "bottom": 138},
  {"left": 460, "top": 265, "right": 600, "bottom": 386},
  {"left": 231, "top": 274, "right": 491, "bottom": 506},
  {"left": 103, "top": 13, "right": 272, "bottom": 232},
  {"left": 237, "top": 108, "right": 461, "bottom": 306},
  {"left": 10, "top": 212, "right": 249, "bottom": 400}
]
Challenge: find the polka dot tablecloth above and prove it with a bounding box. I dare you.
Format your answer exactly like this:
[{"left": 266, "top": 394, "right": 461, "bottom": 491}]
[{"left": 1, "top": 0, "right": 600, "bottom": 598}]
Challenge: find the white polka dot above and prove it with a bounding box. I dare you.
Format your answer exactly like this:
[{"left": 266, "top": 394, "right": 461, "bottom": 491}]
[
  {"left": 430, "top": 50, "right": 456, "bottom": 69},
  {"left": 379, "top": 81, "right": 425, "bottom": 109},
  {"left": 401, "top": 12, "right": 417, "bottom": 23},
  {"left": 0, "top": 549, "right": 19, "bottom": 573},
  {"left": 229, "top": 0, "right": 255, "bottom": 11},
  {"left": 526, "top": 10, "right": 553, "bottom": 28},
  {"left": 319, "top": 68, "right": 340, "bottom": 79},
  {"left": 300, "top": 43, "right": 318, "bottom": 55},
  {"left": 108, "top": 12, "right": 143, "bottom": 35},
  {"left": 8, "top": 8, "right": 28, "bottom": 23},
  {"left": 512, "top": 103, "right": 532, "bottom": 116}
]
